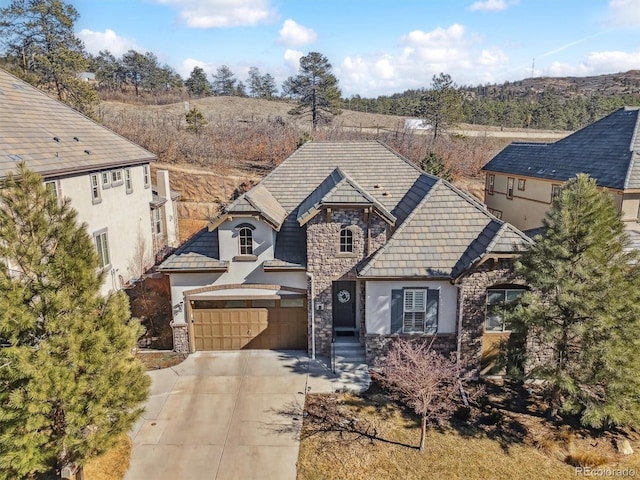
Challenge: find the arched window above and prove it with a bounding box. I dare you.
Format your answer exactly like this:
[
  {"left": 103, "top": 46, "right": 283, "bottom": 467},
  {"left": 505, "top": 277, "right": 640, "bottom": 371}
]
[
  {"left": 339, "top": 228, "right": 353, "bottom": 253},
  {"left": 239, "top": 227, "right": 253, "bottom": 255}
]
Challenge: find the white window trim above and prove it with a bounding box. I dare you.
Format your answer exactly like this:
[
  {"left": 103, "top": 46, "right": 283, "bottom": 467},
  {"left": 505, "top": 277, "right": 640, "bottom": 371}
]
[
  {"left": 339, "top": 227, "right": 354, "bottom": 253},
  {"left": 93, "top": 228, "right": 111, "bottom": 270},
  {"left": 238, "top": 227, "right": 253, "bottom": 255},
  {"left": 90, "top": 173, "right": 101, "bottom": 204},
  {"left": 486, "top": 174, "right": 495, "bottom": 195},
  {"left": 125, "top": 168, "right": 133, "bottom": 194},
  {"left": 44, "top": 180, "right": 60, "bottom": 200},
  {"left": 403, "top": 289, "right": 426, "bottom": 333},
  {"left": 101, "top": 171, "right": 110, "bottom": 189},
  {"left": 153, "top": 208, "right": 162, "bottom": 235},
  {"left": 143, "top": 165, "right": 151, "bottom": 189},
  {"left": 111, "top": 169, "right": 124, "bottom": 187},
  {"left": 506, "top": 177, "right": 514, "bottom": 199}
]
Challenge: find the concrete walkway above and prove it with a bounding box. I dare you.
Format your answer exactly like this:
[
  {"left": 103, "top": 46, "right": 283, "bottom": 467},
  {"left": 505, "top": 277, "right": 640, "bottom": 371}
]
[{"left": 125, "top": 350, "right": 352, "bottom": 480}]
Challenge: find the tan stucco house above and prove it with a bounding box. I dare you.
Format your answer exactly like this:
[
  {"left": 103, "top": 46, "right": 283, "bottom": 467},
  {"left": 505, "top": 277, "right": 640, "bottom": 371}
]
[
  {"left": 0, "top": 68, "right": 180, "bottom": 295},
  {"left": 482, "top": 107, "right": 640, "bottom": 242},
  {"left": 160, "top": 141, "right": 531, "bottom": 372}
]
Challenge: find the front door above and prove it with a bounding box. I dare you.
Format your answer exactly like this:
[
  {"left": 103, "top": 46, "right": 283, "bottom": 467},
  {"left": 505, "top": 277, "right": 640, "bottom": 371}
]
[{"left": 333, "top": 281, "right": 356, "bottom": 329}]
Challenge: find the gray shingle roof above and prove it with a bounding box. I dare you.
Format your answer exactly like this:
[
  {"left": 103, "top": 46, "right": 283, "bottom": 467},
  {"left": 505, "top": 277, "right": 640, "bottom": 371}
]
[
  {"left": 358, "top": 181, "right": 532, "bottom": 278},
  {"left": 482, "top": 107, "right": 640, "bottom": 190},
  {"left": 159, "top": 228, "right": 228, "bottom": 271},
  {"left": 164, "top": 141, "right": 530, "bottom": 275},
  {"left": 297, "top": 167, "right": 396, "bottom": 225},
  {"left": 0, "top": 68, "right": 156, "bottom": 178}
]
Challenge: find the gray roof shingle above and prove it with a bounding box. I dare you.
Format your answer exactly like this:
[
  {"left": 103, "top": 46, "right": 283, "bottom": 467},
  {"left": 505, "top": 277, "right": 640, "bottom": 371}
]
[
  {"left": 482, "top": 107, "right": 640, "bottom": 190},
  {"left": 0, "top": 68, "right": 156, "bottom": 178},
  {"left": 159, "top": 228, "right": 228, "bottom": 271},
  {"left": 165, "top": 141, "right": 530, "bottom": 275}
]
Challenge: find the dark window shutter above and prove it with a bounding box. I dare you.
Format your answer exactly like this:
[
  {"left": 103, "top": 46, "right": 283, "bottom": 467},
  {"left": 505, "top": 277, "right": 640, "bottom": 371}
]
[
  {"left": 426, "top": 289, "right": 439, "bottom": 334},
  {"left": 391, "top": 289, "right": 403, "bottom": 333}
]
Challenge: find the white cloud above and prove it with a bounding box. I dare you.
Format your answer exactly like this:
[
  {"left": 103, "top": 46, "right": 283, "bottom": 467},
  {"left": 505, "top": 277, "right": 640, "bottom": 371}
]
[
  {"left": 152, "top": 0, "right": 275, "bottom": 28},
  {"left": 338, "top": 24, "right": 510, "bottom": 95},
  {"left": 277, "top": 19, "right": 317, "bottom": 46},
  {"left": 608, "top": 0, "right": 640, "bottom": 27},
  {"left": 543, "top": 49, "right": 640, "bottom": 77},
  {"left": 468, "top": 0, "right": 518, "bottom": 12},
  {"left": 283, "top": 49, "right": 304, "bottom": 72},
  {"left": 77, "top": 29, "right": 139, "bottom": 56}
]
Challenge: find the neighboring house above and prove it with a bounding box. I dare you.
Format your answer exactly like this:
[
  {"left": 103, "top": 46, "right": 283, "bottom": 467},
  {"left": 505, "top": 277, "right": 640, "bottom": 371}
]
[
  {"left": 160, "top": 140, "right": 531, "bottom": 372},
  {"left": 0, "top": 68, "right": 180, "bottom": 295},
  {"left": 482, "top": 107, "right": 640, "bottom": 239}
]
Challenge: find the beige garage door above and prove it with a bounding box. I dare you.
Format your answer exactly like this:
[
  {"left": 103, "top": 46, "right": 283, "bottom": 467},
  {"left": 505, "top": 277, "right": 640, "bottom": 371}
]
[{"left": 192, "top": 305, "right": 307, "bottom": 351}]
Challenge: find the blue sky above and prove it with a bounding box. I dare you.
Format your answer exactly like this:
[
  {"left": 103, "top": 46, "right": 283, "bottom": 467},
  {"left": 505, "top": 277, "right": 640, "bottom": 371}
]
[{"left": 15, "top": 0, "right": 640, "bottom": 96}]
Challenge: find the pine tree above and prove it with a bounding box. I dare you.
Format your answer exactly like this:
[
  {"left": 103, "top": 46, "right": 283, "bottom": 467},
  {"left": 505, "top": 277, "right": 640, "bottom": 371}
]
[
  {"left": 211, "top": 65, "right": 236, "bottom": 96},
  {"left": 185, "top": 66, "right": 211, "bottom": 97},
  {"left": 510, "top": 174, "right": 640, "bottom": 428},
  {"left": 185, "top": 106, "right": 208, "bottom": 134},
  {"left": 415, "top": 73, "right": 463, "bottom": 141},
  {"left": 285, "top": 52, "right": 342, "bottom": 128},
  {"left": 420, "top": 152, "right": 454, "bottom": 181},
  {"left": 0, "top": 0, "right": 99, "bottom": 116},
  {"left": 0, "top": 164, "right": 150, "bottom": 478}
]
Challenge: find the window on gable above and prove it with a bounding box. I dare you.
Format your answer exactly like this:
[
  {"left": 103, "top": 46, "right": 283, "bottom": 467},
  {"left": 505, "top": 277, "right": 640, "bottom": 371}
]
[
  {"left": 486, "top": 174, "right": 495, "bottom": 195},
  {"left": 485, "top": 288, "right": 525, "bottom": 332},
  {"left": 143, "top": 165, "right": 150, "bottom": 188},
  {"left": 239, "top": 227, "right": 253, "bottom": 255},
  {"left": 94, "top": 230, "right": 110, "bottom": 269},
  {"left": 125, "top": 168, "right": 133, "bottom": 193},
  {"left": 339, "top": 228, "right": 354, "bottom": 253},
  {"left": 507, "top": 177, "right": 514, "bottom": 199},
  {"left": 90, "top": 174, "right": 101, "bottom": 203}
]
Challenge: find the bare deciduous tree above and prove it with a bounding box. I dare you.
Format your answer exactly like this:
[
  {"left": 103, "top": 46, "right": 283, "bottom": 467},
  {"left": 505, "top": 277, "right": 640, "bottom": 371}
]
[
  {"left": 374, "top": 339, "right": 483, "bottom": 452},
  {"left": 127, "top": 227, "right": 152, "bottom": 279}
]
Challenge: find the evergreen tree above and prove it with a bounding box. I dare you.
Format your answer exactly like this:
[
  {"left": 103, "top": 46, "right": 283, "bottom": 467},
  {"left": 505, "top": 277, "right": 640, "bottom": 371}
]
[
  {"left": 185, "top": 106, "right": 208, "bottom": 134},
  {"left": 421, "top": 152, "right": 454, "bottom": 181},
  {"left": 509, "top": 174, "right": 640, "bottom": 428},
  {"left": 285, "top": 51, "right": 342, "bottom": 128},
  {"left": 211, "top": 65, "right": 236, "bottom": 96},
  {"left": 247, "top": 66, "right": 262, "bottom": 97},
  {"left": 415, "top": 73, "right": 463, "bottom": 141},
  {"left": 185, "top": 66, "right": 211, "bottom": 97},
  {"left": 0, "top": 164, "right": 150, "bottom": 478},
  {"left": 0, "top": 0, "right": 99, "bottom": 116}
]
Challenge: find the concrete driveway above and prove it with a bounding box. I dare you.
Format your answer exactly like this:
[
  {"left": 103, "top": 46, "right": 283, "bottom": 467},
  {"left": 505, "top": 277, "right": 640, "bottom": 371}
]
[{"left": 125, "top": 350, "right": 337, "bottom": 480}]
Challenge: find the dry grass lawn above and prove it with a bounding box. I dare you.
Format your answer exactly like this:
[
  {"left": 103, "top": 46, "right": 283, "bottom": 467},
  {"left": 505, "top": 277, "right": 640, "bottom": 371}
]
[
  {"left": 298, "top": 387, "right": 640, "bottom": 480},
  {"left": 135, "top": 350, "right": 187, "bottom": 370},
  {"left": 83, "top": 435, "right": 131, "bottom": 480}
]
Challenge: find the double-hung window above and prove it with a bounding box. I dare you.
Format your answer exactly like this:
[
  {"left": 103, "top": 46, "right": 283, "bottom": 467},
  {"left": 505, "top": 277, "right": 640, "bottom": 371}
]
[
  {"left": 45, "top": 180, "right": 59, "bottom": 199},
  {"left": 486, "top": 174, "right": 495, "bottom": 195},
  {"left": 90, "top": 173, "right": 101, "bottom": 203},
  {"left": 125, "top": 168, "right": 133, "bottom": 193},
  {"left": 94, "top": 230, "right": 110, "bottom": 269},
  {"left": 143, "top": 165, "right": 150, "bottom": 188},
  {"left": 101, "top": 172, "right": 110, "bottom": 189},
  {"left": 506, "top": 177, "right": 514, "bottom": 199},
  {"left": 153, "top": 208, "right": 162, "bottom": 234}
]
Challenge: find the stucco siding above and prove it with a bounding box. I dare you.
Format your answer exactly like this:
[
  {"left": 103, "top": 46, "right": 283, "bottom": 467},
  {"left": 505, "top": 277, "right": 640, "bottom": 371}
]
[
  {"left": 365, "top": 280, "right": 457, "bottom": 334},
  {"left": 55, "top": 164, "right": 154, "bottom": 296}
]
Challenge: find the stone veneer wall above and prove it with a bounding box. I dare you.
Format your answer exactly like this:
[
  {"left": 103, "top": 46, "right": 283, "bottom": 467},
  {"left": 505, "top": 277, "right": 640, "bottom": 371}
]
[
  {"left": 365, "top": 334, "right": 458, "bottom": 368},
  {"left": 458, "top": 258, "right": 521, "bottom": 374},
  {"left": 306, "top": 208, "right": 388, "bottom": 356},
  {"left": 171, "top": 323, "right": 189, "bottom": 353}
]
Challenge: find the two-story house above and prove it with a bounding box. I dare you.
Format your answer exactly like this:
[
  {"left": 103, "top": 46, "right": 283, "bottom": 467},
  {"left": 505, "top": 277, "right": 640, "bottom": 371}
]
[
  {"left": 0, "top": 68, "right": 180, "bottom": 295},
  {"left": 160, "top": 141, "right": 531, "bottom": 372},
  {"left": 482, "top": 107, "right": 640, "bottom": 237}
]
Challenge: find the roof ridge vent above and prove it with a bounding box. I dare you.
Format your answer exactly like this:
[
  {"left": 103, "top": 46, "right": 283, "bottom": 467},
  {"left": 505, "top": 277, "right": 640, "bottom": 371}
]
[
  {"left": 53, "top": 136, "right": 60, "bottom": 143},
  {"left": 73, "top": 136, "right": 80, "bottom": 141},
  {"left": 84, "top": 149, "right": 91, "bottom": 155}
]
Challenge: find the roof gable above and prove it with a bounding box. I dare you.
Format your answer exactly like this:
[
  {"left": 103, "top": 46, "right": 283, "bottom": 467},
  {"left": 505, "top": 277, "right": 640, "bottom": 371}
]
[
  {"left": 0, "top": 68, "right": 156, "bottom": 178},
  {"left": 482, "top": 107, "right": 640, "bottom": 190},
  {"left": 359, "top": 181, "right": 531, "bottom": 278},
  {"left": 159, "top": 228, "right": 227, "bottom": 272},
  {"left": 297, "top": 167, "right": 396, "bottom": 226}
]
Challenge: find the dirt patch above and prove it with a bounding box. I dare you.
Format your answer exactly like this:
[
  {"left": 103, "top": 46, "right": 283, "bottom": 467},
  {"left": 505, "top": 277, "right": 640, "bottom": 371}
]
[
  {"left": 298, "top": 380, "right": 640, "bottom": 480},
  {"left": 135, "top": 351, "right": 187, "bottom": 370}
]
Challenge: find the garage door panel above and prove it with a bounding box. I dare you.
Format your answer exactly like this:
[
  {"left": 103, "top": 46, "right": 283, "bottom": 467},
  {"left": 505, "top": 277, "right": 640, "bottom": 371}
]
[{"left": 192, "top": 306, "right": 307, "bottom": 351}]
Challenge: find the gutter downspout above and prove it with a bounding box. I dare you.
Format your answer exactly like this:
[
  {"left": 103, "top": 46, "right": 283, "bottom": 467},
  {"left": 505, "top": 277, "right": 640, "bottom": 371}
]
[
  {"left": 306, "top": 272, "right": 316, "bottom": 360},
  {"left": 455, "top": 284, "right": 464, "bottom": 364}
]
